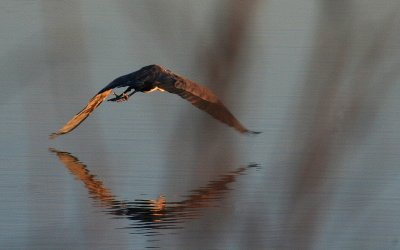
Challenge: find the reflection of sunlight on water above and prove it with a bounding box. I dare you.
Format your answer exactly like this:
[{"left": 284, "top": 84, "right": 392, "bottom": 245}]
[{"left": 49, "top": 148, "right": 260, "bottom": 238}]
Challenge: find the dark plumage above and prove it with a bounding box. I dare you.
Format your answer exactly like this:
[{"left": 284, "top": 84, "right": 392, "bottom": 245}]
[{"left": 50, "top": 64, "right": 259, "bottom": 139}]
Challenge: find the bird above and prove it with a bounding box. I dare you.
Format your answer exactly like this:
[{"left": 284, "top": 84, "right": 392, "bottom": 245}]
[{"left": 50, "top": 64, "right": 259, "bottom": 139}]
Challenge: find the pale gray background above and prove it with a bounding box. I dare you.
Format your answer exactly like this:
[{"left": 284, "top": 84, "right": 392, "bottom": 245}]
[{"left": 1, "top": 0, "right": 400, "bottom": 249}]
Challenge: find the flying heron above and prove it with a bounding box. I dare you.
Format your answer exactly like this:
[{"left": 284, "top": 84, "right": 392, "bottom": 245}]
[{"left": 50, "top": 64, "right": 259, "bottom": 139}]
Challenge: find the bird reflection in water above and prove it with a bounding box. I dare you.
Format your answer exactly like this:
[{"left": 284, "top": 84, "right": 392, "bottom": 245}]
[{"left": 49, "top": 148, "right": 260, "bottom": 235}]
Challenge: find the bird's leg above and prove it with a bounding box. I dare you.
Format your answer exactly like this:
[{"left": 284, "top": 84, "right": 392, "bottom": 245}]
[
  {"left": 108, "top": 87, "right": 136, "bottom": 102},
  {"left": 127, "top": 90, "right": 137, "bottom": 97},
  {"left": 118, "top": 88, "right": 137, "bottom": 102},
  {"left": 108, "top": 92, "right": 124, "bottom": 102}
]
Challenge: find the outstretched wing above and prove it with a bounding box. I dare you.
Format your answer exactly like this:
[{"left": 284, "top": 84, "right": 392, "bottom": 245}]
[
  {"left": 156, "top": 74, "right": 256, "bottom": 134},
  {"left": 49, "top": 89, "right": 113, "bottom": 139}
]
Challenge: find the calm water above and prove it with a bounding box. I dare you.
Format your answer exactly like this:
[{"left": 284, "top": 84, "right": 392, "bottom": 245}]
[{"left": 1, "top": 1, "right": 400, "bottom": 249}]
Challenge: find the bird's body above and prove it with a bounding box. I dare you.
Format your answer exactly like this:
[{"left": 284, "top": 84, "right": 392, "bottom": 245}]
[{"left": 50, "top": 64, "right": 258, "bottom": 139}]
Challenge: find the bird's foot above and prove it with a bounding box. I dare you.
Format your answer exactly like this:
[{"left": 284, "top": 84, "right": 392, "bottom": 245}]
[
  {"left": 116, "top": 93, "right": 129, "bottom": 102},
  {"left": 108, "top": 92, "right": 130, "bottom": 102}
]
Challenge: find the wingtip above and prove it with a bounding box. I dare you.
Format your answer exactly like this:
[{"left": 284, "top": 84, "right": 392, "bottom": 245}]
[
  {"left": 245, "top": 130, "right": 262, "bottom": 135},
  {"left": 49, "top": 133, "right": 60, "bottom": 140},
  {"left": 48, "top": 147, "right": 57, "bottom": 153}
]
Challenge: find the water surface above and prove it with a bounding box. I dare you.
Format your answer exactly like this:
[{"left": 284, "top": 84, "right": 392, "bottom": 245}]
[{"left": 1, "top": 0, "right": 400, "bottom": 249}]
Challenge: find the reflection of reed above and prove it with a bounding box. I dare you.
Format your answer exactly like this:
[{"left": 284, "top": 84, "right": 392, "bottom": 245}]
[
  {"left": 49, "top": 148, "right": 259, "bottom": 235},
  {"left": 164, "top": 2, "right": 262, "bottom": 245},
  {"left": 201, "top": 0, "right": 260, "bottom": 84},
  {"left": 279, "top": 3, "right": 400, "bottom": 249}
]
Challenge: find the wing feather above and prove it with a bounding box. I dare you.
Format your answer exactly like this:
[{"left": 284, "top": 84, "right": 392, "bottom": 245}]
[
  {"left": 49, "top": 89, "right": 113, "bottom": 139},
  {"left": 157, "top": 76, "right": 252, "bottom": 134}
]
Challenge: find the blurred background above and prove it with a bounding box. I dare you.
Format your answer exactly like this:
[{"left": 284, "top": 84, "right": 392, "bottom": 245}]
[{"left": 1, "top": 0, "right": 400, "bottom": 249}]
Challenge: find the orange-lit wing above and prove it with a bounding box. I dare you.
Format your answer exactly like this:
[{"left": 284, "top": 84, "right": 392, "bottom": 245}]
[
  {"left": 49, "top": 89, "right": 113, "bottom": 139},
  {"left": 157, "top": 76, "right": 252, "bottom": 134}
]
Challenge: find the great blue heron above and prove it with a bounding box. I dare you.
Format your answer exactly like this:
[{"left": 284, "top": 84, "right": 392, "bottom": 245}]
[{"left": 50, "top": 65, "right": 259, "bottom": 139}]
